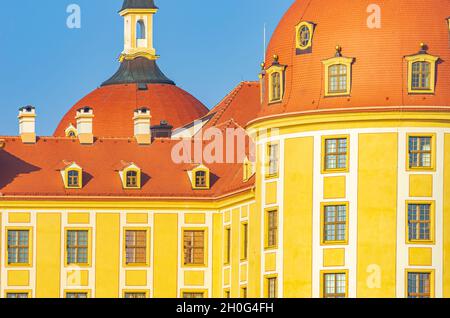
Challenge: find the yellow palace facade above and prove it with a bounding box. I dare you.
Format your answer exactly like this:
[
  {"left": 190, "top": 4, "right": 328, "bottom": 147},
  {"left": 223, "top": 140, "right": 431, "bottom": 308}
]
[{"left": 0, "top": 0, "right": 450, "bottom": 299}]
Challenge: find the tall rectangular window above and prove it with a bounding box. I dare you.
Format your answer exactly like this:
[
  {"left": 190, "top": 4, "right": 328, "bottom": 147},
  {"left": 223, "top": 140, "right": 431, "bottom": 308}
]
[
  {"left": 183, "top": 230, "right": 205, "bottom": 265},
  {"left": 267, "top": 210, "right": 278, "bottom": 248},
  {"left": 409, "top": 136, "right": 432, "bottom": 168},
  {"left": 67, "top": 230, "right": 89, "bottom": 265},
  {"left": 267, "top": 144, "right": 279, "bottom": 177},
  {"left": 241, "top": 223, "right": 248, "bottom": 260},
  {"left": 225, "top": 227, "right": 231, "bottom": 264},
  {"left": 125, "top": 230, "right": 147, "bottom": 265},
  {"left": 328, "top": 64, "right": 348, "bottom": 94},
  {"left": 241, "top": 287, "right": 248, "bottom": 298},
  {"left": 7, "top": 230, "right": 29, "bottom": 265},
  {"left": 324, "top": 137, "right": 348, "bottom": 171},
  {"left": 408, "top": 204, "right": 432, "bottom": 242},
  {"left": 270, "top": 72, "right": 281, "bottom": 102},
  {"left": 323, "top": 205, "right": 347, "bottom": 243},
  {"left": 323, "top": 273, "right": 347, "bottom": 298},
  {"left": 408, "top": 272, "right": 431, "bottom": 298},
  {"left": 411, "top": 62, "right": 431, "bottom": 90},
  {"left": 267, "top": 277, "right": 277, "bottom": 298}
]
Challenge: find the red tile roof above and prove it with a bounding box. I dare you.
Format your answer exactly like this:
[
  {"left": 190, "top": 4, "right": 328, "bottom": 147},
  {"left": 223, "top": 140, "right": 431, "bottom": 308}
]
[
  {"left": 203, "top": 81, "right": 261, "bottom": 129},
  {"left": 0, "top": 137, "right": 253, "bottom": 199},
  {"left": 258, "top": 0, "right": 450, "bottom": 121},
  {"left": 1, "top": 82, "right": 260, "bottom": 200},
  {"left": 54, "top": 84, "right": 209, "bottom": 138}
]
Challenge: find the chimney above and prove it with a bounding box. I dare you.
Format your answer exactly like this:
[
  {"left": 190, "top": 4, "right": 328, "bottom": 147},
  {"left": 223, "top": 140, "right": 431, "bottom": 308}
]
[
  {"left": 18, "top": 105, "right": 36, "bottom": 144},
  {"left": 76, "top": 107, "right": 94, "bottom": 145},
  {"left": 133, "top": 107, "right": 152, "bottom": 145},
  {"left": 151, "top": 120, "right": 173, "bottom": 139}
]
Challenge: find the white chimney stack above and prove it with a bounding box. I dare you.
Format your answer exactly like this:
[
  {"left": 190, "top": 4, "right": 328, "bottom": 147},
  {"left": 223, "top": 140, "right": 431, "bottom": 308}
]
[
  {"left": 133, "top": 107, "right": 152, "bottom": 145},
  {"left": 76, "top": 107, "right": 94, "bottom": 145},
  {"left": 18, "top": 105, "right": 36, "bottom": 144}
]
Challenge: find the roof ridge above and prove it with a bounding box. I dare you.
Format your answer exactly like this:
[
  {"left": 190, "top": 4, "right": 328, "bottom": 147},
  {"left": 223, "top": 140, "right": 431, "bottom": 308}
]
[{"left": 209, "top": 82, "right": 246, "bottom": 126}]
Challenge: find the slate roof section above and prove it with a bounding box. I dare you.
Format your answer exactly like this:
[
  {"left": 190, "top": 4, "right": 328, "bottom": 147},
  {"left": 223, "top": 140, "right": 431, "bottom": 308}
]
[
  {"left": 102, "top": 58, "right": 175, "bottom": 86},
  {"left": 121, "top": 0, "right": 158, "bottom": 12}
]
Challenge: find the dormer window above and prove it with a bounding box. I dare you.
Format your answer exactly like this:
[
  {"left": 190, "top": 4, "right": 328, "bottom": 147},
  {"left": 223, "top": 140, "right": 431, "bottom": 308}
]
[
  {"left": 411, "top": 62, "right": 430, "bottom": 90},
  {"left": 271, "top": 72, "right": 281, "bottom": 102},
  {"left": 266, "top": 55, "right": 287, "bottom": 104},
  {"left": 322, "top": 46, "right": 354, "bottom": 97},
  {"left": 68, "top": 170, "right": 80, "bottom": 188},
  {"left": 65, "top": 124, "right": 78, "bottom": 138},
  {"left": 405, "top": 45, "right": 439, "bottom": 94},
  {"left": 126, "top": 170, "right": 138, "bottom": 188},
  {"left": 295, "top": 21, "right": 315, "bottom": 53},
  {"left": 195, "top": 171, "right": 207, "bottom": 188},
  {"left": 59, "top": 162, "right": 83, "bottom": 189},
  {"left": 117, "top": 162, "right": 142, "bottom": 189},
  {"left": 189, "top": 165, "right": 210, "bottom": 190}
]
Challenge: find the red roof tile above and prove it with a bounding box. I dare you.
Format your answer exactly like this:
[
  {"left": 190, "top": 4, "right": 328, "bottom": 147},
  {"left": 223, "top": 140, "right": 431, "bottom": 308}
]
[
  {"left": 258, "top": 0, "right": 450, "bottom": 121},
  {"left": 54, "top": 84, "right": 209, "bottom": 138},
  {"left": 0, "top": 137, "right": 253, "bottom": 199}
]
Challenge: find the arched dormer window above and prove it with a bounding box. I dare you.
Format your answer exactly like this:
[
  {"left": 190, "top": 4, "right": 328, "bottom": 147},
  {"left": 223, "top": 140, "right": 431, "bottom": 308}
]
[
  {"left": 190, "top": 165, "right": 210, "bottom": 190},
  {"left": 405, "top": 45, "right": 439, "bottom": 94},
  {"left": 136, "top": 20, "right": 146, "bottom": 40},
  {"left": 65, "top": 124, "right": 78, "bottom": 138},
  {"left": 265, "top": 55, "right": 287, "bottom": 104},
  {"left": 322, "top": 46, "right": 354, "bottom": 97},
  {"left": 117, "top": 162, "right": 141, "bottom": 189},
  {"left": 59, "top": 162, "right": 83, "bottom": 189}
]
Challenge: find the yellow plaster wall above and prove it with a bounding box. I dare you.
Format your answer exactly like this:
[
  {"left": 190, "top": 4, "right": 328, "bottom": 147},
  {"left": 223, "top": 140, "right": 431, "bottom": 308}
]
[
  {"left": 323, "top": 176, "right": 346, "bottom": 199},
  {"left": 95, "top": 214, "right": 120, "bottom": 298},
  {"left": 231, "top": 208, "right": 240, "bottom": 297},
  {"left": 36, "top": 213, "right": 61, "bottom": 298},
  {"left": 8, "top": 213, "right": 31, "bottom": 224},
  {"left": 443, "top": 134, "right": 450, "bottom": 297},
  {"left": 357, "top": 133, "right": 398, "bottom": 298},
  {"left": 283, "top": 137, "right": 314, "bottom": 298},
  {"left": 409, "top": 175, "right": 433, "bottom": 198},
  {"left": 212, "top": 213, "right": 223, "bottom": 297},
  {"left": 323, "top": 248, "right": 346, "bottom": 267},
  {"left": 409, "top": 248, "right": 433, "bottom": 266},
  {"left": 153, "top": 214, "right": 178, "bottom": 298}
]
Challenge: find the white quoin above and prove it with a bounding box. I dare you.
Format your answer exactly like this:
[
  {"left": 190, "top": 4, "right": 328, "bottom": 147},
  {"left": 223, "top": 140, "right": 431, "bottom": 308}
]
[
  {"left": 18, "top": 105, "right": 36, "bottom": 144},
  {"left": 75, "top": 107, "right": 94, "bottom": 144},
  {"left": 133, "top": 107, "right": 152, "bottom": 145}
]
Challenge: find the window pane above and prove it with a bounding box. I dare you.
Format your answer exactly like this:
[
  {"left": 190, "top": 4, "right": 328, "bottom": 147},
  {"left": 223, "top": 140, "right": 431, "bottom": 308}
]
[{"left": 324, "top": 205, "right": 347, "bottom": 242}]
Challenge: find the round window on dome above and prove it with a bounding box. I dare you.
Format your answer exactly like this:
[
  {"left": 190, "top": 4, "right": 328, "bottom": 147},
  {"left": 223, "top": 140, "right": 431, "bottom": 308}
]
[
  {"left": 298, "top": 25, "right": 310, "bottom": 48},
  {"left": 295, "top": 21, "right": 314, "bottom": 52}
]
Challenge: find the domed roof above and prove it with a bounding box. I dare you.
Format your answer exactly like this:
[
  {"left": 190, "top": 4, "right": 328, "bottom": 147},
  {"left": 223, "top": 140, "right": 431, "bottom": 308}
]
[
  {"left": 54, "top": 83, "right": 208, "bottom": 138},
  {"left": 257, "top": 0, "right": 450, "bottom": 120}
]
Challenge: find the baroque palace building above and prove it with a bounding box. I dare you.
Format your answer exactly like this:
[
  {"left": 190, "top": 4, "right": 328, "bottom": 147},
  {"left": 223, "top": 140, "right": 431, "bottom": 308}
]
[{"left": 0, "top": 0, "right": 450, "bottom": 298}]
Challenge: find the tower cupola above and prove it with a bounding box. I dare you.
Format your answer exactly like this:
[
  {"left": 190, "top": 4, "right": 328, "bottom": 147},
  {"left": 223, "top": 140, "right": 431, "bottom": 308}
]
[{"left": 120, "top": 0, "right": 159, "bottom": 61}]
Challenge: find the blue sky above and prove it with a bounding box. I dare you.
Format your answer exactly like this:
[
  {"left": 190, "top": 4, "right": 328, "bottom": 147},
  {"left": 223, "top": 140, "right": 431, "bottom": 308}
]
[{"left": 0, "top": 0, "right": 293, "bottom": 136}]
